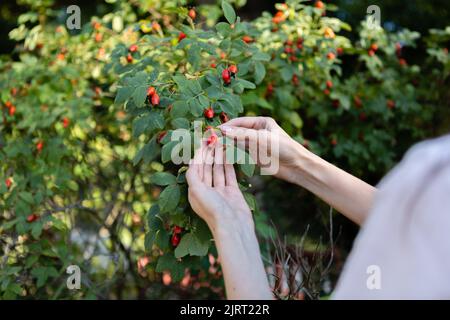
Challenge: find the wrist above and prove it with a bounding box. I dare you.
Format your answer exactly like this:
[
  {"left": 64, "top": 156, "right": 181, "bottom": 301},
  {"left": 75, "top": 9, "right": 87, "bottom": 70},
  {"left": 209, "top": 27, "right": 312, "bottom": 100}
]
[
  {"left": 291, "top": 141, "right": 328, "bottom": 189},
  {"left": 210, "top": 213, "right": 256, "bottom": 241}
]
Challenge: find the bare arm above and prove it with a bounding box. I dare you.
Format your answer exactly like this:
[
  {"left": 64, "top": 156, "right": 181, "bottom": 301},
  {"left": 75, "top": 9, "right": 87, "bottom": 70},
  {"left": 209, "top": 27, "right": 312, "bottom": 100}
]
[{"left": 220, "top": 117, "right": 376, "bottom": 225}]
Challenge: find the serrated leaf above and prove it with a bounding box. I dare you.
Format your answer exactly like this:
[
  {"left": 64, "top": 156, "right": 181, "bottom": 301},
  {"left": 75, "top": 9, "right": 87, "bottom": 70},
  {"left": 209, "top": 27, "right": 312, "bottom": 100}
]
[
  {"left": 151, "top": 172, "right": 177, "bottom": 186},
  {"left": 222, "top": 1, "right": 236, "bottom": 24},
  {"left": 174, "top": 233, "right": 209, "bottom": 258},
  {"left": 159, "top": 184, "right": 180, "bottom": 213}
]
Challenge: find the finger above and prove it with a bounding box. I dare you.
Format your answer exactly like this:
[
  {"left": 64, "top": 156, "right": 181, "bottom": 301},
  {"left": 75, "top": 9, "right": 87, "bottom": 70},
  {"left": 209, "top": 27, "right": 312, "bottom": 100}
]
[
  {"left": 213, "top": 140, "right": 225, "bottom": 187},
  {"left": 224, "top": 145, "right": 238, "bottom": 187},
  {"left": 187, "top": 148, "right": 203, "bottom": 187},
  {"left": 192, "top": 140, "right": 205, "bottom": 180},
  {"left": 203, "top": 143, "right": 214, "bottom": 187},
  {"left": 219, "top": 116, "right": 267, "bottom": 130}
]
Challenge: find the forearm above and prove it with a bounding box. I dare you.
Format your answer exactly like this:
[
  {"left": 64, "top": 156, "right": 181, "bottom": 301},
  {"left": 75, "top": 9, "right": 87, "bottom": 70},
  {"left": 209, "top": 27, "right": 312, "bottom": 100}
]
[
  {"left": 293, "top": 146, "right": 376, "bottom": 225},
  {"left": 212, "top": 219, "right": 273, "bottom": 300}
]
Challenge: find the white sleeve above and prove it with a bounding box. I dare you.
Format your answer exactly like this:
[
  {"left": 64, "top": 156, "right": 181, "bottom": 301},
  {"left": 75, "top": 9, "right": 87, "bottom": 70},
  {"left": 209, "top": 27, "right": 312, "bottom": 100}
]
[{"left": 332, "top": 134, "right": 450, "bottom": 299}]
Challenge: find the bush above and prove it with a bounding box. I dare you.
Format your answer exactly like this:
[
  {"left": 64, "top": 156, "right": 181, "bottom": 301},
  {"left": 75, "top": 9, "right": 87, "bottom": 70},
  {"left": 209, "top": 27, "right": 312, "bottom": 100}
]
[{"left": 0, "top": 0, "right": 448, "bottom": 299}]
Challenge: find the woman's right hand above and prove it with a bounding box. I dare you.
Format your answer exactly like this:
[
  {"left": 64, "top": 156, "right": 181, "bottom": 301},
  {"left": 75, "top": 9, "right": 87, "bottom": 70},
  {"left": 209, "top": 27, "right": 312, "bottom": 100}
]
[{"left": 219, "top": 116, "right": 310, "bottom": 185}]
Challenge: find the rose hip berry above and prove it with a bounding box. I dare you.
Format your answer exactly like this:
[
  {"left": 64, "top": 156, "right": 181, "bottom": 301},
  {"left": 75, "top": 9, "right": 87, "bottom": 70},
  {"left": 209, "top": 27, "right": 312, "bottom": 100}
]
[
  {"left": 157, "top": 131, "right": 167, "bottom": 144},
  {"left": 129, "top": 44, "right": 138, "bottom": 52},
  {"left": 5, "top": 178, "right": 12, "bottom": 189},
  {"left": 220, "top": 112, "right": 229, "bottom": 123},
  {"left": 242, "top": 35, "right": 253, "bottom": 44},
  {"left": 151, "top": 93, "right": 160, "bottom": 106},
  {"left": 188, "top": 8, "right": 196, "bottom": 20},
  {"left": 173, "top": 226, "right": 183, "bottom": 234},
  {"left": 204, "top": 107, "right": 214, "bottom": 119},
  {"left": 178, "top": 32, "right": 187, "bottom": 42},
  {"left": 126, "top": 54, "right": 133, "bottom": 63},
  {"left": 147, "top": 86, "right": 156, "bottom": 97},
  {"left": 387, "top": 99, "right": 396, "bottom": 109},
  {"left": 62, "top": 117, "right": 70, "bottom": 128},
  {"left": 228, "top": 64, "right": 238, "bottom": 75},
  {"left": 326, "top": 80, "right": 333, "bottom": 89},
  {"left": 222, "top": 69, "right": 231, "bottom": 84},
  {"left": 171, "top": 233, "right": 181, "bottom": 247},
  {"left": 36, "top": 140, "right": 44, "bottom": 152},
  {"left": 207, "top": 133, "right": 218, "bottom": 146},
  {"left": 26, "top": 213, "right": 39, "bottom": 223}
]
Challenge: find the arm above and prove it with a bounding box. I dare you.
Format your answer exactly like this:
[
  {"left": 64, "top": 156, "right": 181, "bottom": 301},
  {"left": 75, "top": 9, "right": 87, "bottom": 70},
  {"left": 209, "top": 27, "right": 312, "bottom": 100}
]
[
  {"left": 220, "top": 117, "right": 376, "bottom": 225},
  {"left": 186, "top": 140, "right": 273, "bottom": 300}
]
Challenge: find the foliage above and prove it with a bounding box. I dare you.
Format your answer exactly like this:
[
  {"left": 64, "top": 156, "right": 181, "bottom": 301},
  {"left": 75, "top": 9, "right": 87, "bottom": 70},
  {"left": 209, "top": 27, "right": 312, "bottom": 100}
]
[{"left": 0, "top": 0, "right": 448, "bottom": 299}]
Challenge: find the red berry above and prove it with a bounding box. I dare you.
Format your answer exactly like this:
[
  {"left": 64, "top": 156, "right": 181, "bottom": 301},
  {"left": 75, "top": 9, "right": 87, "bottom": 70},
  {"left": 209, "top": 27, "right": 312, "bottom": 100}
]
[
  {"left": 327, "top": 52, "right": 336, "bottom": 60},
  {"left": 285, "top": 39, "right": 293, "bottom": 46},
  {"left": 26, "top": 214, "right": 39, "bottom": 223},
  {"left": 36, "top": 140, "right": 44, "bottom": 152},
  {"left": 326, "top": 80, "right": 333, "bottom": 89},
  {"left": 5, "top": 178, "right": 12, "bottom": 189},
  {"left": 129, "top": 44, "right": 138, "bottom": 52},
  {"left": 368, "top": 49, "right": 375, "bottom": 57},
  {"left": 126, "top": 54, "right": 133, "bottom": 63},
  {"left": 387, "top": 99, "right": 396, "bottom": 109},
  {"left": 297, "top": 43, "right": 303, "bottom": 50},
  {"left": 62, "top": 117, "right": 70, "bottom": 128},
  {"left": 188, "top": 9, "right": 196, "bottom": 20},
  {"left": 5, "top": 101, "right": 12, "bottom": 108},
  {"left": 157, "top": 131, "right": 167, "bottom": 144},
  {"left": 331, "top": 138, "right": 337, "bottom": 146},
  {"left": 289, "top": 55, "right": 297, "bottom": 62},
  {"left": 10, "top": 88, "right": 18, "bottom": 96},
  {"left": 207, "top": 134, "right": 218, "bottom": 146},
  {"left": 292, "top": 74, "right": 299, "bottom": 86},
  {"left": 178, "top": 32, "right": 187, "bottom": 42},
  {"left": 284, "top": 46, "right": 293, "bottom": 54},
  {"left": 147, "top": 86, "right": 156, "bottom": 96},
  {"left": 323, "top": 89, "right": 330, "bottom": 95},
  {"left": 336, "top": 47, "right": 344, "bottom": 55},
  {"left": 242, "top": 35, "right": 253, "bottom": 44},
  {"left": 210, "top": 62, "right": 217, "bottom": 68},
  {"left": 9, "top": 105, "right": 16, "bottom": 116},
  {"left": 94, "top": 33, "right": 102, "bottom": 42},
  {"left": 204, "top": 107, "right": 214, "bottom": 119},
  {"left": 228, "top": 64, "right": 238, "bottom": 75},
  {"left": 220, "top": 112, "right": 229, "bottom": 123},
  {"left": 398, "top": 58, "right": 407, "bottom": 66},
  {"left": 173, "top": 225, "right": 183, "bottom": 234},
  {"left": 222, "top": 69, "right": 231, "bottom": 82},
  {"left": 171, "top": 233, "right": 181, "bottom": 247},
  {"left": 315, "top": 1, "right": 325, "bottom": 9},
  {"left": 370, "top": 43, "right": 378, "bottom": 51},
  {"left": 151, "top": 93, "right": 160, "bottom": 106}
]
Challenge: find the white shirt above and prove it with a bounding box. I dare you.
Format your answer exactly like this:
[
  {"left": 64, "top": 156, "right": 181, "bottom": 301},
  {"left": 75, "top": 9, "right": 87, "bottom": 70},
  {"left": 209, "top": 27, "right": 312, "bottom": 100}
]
[{"left": 333, "top": 134, "right": 450, "bottom": 299}]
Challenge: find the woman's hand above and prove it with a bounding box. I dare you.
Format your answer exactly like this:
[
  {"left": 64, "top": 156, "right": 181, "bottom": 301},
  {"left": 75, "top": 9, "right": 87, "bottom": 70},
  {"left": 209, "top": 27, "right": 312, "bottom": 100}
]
[
  {"left": 186, "top": 139, "right": 273, "bottom": 300},
  {"left": 219, "top": 116, "right": 308, "bottom": 185},
  {"left": 219, "top": 116, "right": 376, "bottom": 225},
  {"left": 186, "top": 139, "right": 253, "bottom": 234}
]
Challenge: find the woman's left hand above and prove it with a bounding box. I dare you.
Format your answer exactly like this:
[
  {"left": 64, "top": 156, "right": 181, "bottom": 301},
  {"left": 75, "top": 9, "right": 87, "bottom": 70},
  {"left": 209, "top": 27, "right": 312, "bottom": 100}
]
[{"left": 186, "top": 139, "right": 253, "bottom": 235}]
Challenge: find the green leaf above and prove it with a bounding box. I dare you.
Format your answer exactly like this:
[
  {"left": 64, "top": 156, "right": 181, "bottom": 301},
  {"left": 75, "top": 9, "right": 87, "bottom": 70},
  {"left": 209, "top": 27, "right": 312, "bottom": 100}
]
[
  {"left": 151, "top": 172, "right": 177, "bottom": 186},
  {"left": 171, "top": 118, "right": 190, "bottom": 129},
  {"left": 155, "top": 254, "right": 185, "bottom": 282},
  {"left": 174, "top": 233, "right": 210, "bottom": 258},
  {"left": 161, "top": 140, "right": 179, "bottom": 163},
  {"left": 115, "top": 86, "right": 133, "bottom": 105},
  {"left": 171, "top": 100, "right": 189, "bottom": 118},
  {"left": 159, "top": 184, "right": 180, "bottom": 213},
  {"left": 132, "top": 112, "right": 164, "bottom": 138},
  {"left": 254, "top": 61, "right": 266, "bottom": 84},
  {"left": 222, "top": 1, "right": 236, "bottom": 24},
  {"left": 132, "top": 85, "right": 148, "bottom": 108}
]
